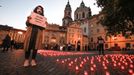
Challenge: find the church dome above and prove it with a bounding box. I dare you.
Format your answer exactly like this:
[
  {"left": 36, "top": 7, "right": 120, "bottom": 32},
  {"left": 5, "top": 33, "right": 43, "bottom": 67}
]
[{"left": 74, "top": 1, "right": 91, "bottom": 21}]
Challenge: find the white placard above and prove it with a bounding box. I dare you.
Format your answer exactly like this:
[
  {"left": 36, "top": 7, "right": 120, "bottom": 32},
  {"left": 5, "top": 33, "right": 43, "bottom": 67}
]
[{"left": 29, "top": 12, "right": 47, "bottom": 28}]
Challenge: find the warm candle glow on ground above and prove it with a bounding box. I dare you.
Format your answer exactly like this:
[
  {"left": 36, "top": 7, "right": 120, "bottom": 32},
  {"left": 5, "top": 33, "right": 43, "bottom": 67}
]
[{"left": 38, "top": 50, "right": 134, "bottom": 75}]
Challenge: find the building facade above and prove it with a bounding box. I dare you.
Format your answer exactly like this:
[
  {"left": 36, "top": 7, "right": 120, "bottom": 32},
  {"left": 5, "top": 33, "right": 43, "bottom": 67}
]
[
  {"left": 0, "top": 25, "right": 26, "bottom": 48},
  {"left": 1, "top": 1, "right": 134, "bottom": 51},
  {"left": 66, "top": 22, "right": 83, "bottom": 51},
  {"left": 43, "top": 24, "right": 66, "bottom": 50},
  {"left": 88, "top": 14, "right": 134, "bottom": 50},
  {"left": 88, "top": 14, "right": 107, "bottom": 50}
]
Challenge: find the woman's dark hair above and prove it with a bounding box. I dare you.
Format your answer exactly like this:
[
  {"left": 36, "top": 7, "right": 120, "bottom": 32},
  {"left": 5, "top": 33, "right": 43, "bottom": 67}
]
[{"left": 33, "top": 5, "right": 44, "bottom": 16}]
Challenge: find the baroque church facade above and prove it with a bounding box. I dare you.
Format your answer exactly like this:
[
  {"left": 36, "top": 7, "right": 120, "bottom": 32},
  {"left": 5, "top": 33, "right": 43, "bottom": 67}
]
[
  {"left": 62, "top": 0, "right": 134, "bottom": 51},
  {"left": 62, "top": 0, "right": 92, "bottom": 51}
]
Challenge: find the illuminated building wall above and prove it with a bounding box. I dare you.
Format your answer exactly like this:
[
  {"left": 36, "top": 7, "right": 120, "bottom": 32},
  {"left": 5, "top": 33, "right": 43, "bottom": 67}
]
[
  {"left": 88, "top": 14, "right": 134, "bottom": 50},
  {"left": 88, "top": 14, "right": 106, "bottom": 50},
  {"left": 43, "top": 24, "right": 66, "bottom": 49},
  {"left": 0, "top": 25, "right": 26, "bottom": 45},
  {"left": 67, "top": 22, "right": 83, "bottom": 51}
]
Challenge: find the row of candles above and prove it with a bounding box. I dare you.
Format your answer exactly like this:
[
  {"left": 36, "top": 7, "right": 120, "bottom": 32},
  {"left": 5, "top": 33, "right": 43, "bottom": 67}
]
[
  {"left": 38, "top": 50, "right": 134, "bottom": 75},
  {"left": 56, "top": 54, "right": 134, "bottom": 75},
  {"left": 38, "top": 50, "right": 91, "bottom": 56}
]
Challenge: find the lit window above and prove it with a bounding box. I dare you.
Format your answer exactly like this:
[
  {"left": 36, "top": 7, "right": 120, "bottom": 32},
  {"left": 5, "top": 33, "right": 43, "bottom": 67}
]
[
  {"left": 91, "top": 25, "right": 93, "bottom": 27},
  {"left": 18, "top": 31, "right": 23, "bottom": 35}
]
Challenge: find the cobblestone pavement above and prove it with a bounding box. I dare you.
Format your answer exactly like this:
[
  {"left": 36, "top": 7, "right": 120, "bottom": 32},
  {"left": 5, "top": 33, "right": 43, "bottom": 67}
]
[{"left": 0, "top": 49, "right": 134, "bottom": 75}]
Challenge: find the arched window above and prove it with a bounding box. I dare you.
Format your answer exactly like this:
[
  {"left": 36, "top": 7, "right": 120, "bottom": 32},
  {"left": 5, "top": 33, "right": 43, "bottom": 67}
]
[
  {"left": 84, "top": 27, "right": 86, "bottom": 33},
  {"left": 91, "top": 37, "right": 93, "bottom": 42},
  {"left": 68, "top": 12, "right": 70, "bottom": 16},
  {"left": 76, "top": 14, "right": 78, "bottom": 19},
  {"left": 82, "top": 12, "right": 85, "bottom": 18}
]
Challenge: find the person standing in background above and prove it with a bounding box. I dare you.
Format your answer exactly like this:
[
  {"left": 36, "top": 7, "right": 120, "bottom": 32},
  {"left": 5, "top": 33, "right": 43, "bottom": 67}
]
[
  {"left": 10, "top": 39, "right": 15, "bottom": 51},
  {"left": 97, "top": 36, "right": 105, "bottom": 55},
  {"left": 2, "top": 34, "right": 11, "bottom": 52}
]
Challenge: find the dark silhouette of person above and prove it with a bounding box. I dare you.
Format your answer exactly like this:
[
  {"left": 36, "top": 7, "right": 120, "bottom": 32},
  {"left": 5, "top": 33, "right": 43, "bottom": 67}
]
[
  {"left": 23, "top": 5, "right": 47, "bottom": 67},
  {"left": 85, "top": 45, "right": 87, "bottom": 51},
  {"left": 114, "top": 44, "right": 121, "bottom": 51},
  {"left": 77, "top": 41, "right": 81, "bottom": 51},
  {"left": 2, "top": 34, "right": 11, "bottom": 52},
  {"left": 10, "top": 39, "right": 15, "bottom": 50},
  {"left": 97, "top": 36, "right": 105, "bottom": 55},
  {"left": 68, "top": 42, "right": 71, "bottom": 51}
]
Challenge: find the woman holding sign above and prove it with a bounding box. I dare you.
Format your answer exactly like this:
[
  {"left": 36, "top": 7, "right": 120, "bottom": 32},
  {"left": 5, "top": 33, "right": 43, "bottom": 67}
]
[{"left": 23, "top": 5, "right": 47, "bottom": 67}]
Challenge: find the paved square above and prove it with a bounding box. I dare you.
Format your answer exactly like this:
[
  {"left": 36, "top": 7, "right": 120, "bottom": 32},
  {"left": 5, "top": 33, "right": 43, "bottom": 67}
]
[{"left": 0, "top": 49, "right": 134, "bottom": 75}]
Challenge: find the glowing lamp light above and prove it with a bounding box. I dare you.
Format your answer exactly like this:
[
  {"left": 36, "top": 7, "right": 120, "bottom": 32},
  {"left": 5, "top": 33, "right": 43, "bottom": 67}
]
[
  {"left": 118, "top": 62, "right": 121, "bottom": 66},
  {"left": 80, "top": 64, "right": 83, "bottom": 68},
  {"left": 18, "top": 31, "right": 23, "bottom": 34},
  {"left": 75, "top": 59, "right": 77, "bottom": 62},
  {"left": 79, "top": 57, "right": 82, "bottom": 59},
  {"left": 112, "top": 36, "right": 117, "bottom": 40},
  {"left": 84, "top": 59, "right": 87, "bottom": 62},
  {"left": 91, "top": 61, "right": 93, "bottom": 64},
  {"left": 129, "top": 69, "right": 133, "bottom": 74},
  {"left": 71, "top": 61, "right": 73, "bottom": 64},
  {"left": 75, "top": 66, "right": 79, "bottom": 71},
  {"left": 125, "top": 62, "right": 128, "bottom": 66},
  {"left": 130, "top": 60, "right": 133, "bottom": 64},
  {"left": 93, "top": 64, "right": 96, "bottom": 68},
  {"left": 121, "top": 66, "right": 125, "bottom": 70},
  {"left": 98, "top": 59, "right": 101, "bottom": 62},
  {"left": 103, "top": 63, "right": 106, "bottom": 67},
  {"left": 38, "top": 50, "right": 134, "bottom": 75},
  {"left": 84, "top": 71, "right": 88, "bottom": 75},
  {"left": 68, "top": 58, "right": 70, "bottom": 60},
  {"left": 113, "top": 63, "right": 117, "bottom": 67},
  {"left": 65, "top": 59, "right": 67, "bottom": 62},
  {"left": 104, "top": 66, "right": 107, "bottom": 70},
  {"left": 61, "top": 60, "right": 65, "bottom": 64},
  {"left": 81, "top": 61, "right": 84, "bottom": 64},
  {"left": 69, "top": 63, "right": 72, "bottom": 67},
  {"left": 130, "top": 64, "right": 134, "bottom": 68},
  {"left": 106, "top": 60, "right": 109, "bottom": 64},
  {"left": 90, "top": 67, "right": 94, "bottom": 71},
  {"left": 106, "top": 71, "right": 110, "bottom": 75},
  {"left": 56, "top": 59, "right": 59, "bottom": 62},
  {"left": 86, "top": 57, "right": 89, "bottom": 60}
]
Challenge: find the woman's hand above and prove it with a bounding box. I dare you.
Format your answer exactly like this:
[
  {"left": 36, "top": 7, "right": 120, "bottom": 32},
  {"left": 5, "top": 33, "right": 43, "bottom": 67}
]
[
  {"left": 26, "top": 16, "right": 32, "bottom": 26},
  {"left": 27, "top": 16, "right": 32, "bottom": 22}
]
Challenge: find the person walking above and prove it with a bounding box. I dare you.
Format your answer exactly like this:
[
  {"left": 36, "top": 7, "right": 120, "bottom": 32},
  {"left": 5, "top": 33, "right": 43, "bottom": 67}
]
[
  {"left": 97, "top": 36, "right": 105, "bottom": 55},
  {"left": 2, "top": 34, "right": 11, "bottom": 52},
  {"left": 77, "top": 41, "right": 80, "bottom": 51},
  {"left": 23, "top": 5, "right": 47, "bottom": 67}
]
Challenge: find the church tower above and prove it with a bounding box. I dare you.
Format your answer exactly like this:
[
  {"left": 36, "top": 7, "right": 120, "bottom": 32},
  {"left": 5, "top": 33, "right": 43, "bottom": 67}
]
[{"left": 62, "top": 0, "right": 73, "bottom": 26}]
